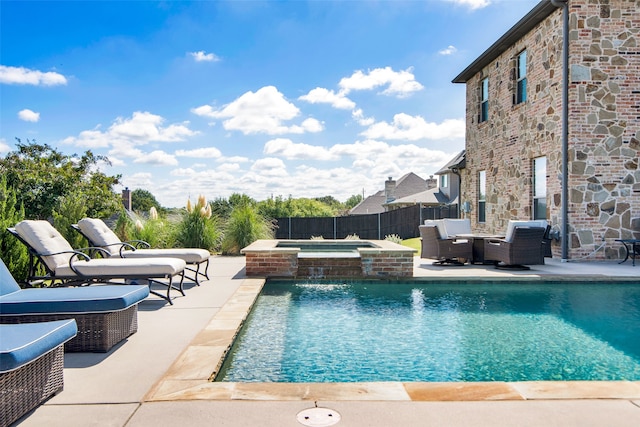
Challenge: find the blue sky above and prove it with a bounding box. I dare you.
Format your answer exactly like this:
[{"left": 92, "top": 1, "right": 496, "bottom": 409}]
[{"left": 0, "top": 0, "right": 540, "bottom": 208}]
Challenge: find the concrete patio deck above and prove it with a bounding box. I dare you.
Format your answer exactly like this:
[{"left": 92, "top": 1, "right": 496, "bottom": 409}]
[{"left": 14, "top": 255, "right": 640, "bottom": 427}]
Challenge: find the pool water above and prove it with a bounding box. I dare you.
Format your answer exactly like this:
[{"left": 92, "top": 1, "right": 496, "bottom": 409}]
[{"left": 216, "top": 280, "right": 640, "bottom": 383}]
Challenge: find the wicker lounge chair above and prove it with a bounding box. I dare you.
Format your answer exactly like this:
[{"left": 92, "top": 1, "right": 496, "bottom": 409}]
[
  {"left": 0, "top": 319, "right": 77, "bottom": 427},
  {"left": 8, "top": 220, "right": 186, "bottom": 304},
  {"left": 483, "top": 226, "right": 546, "bottom": 270},
  {"left": 0, "top": 259, "right": 149, "bottom": 352},
  {"left": 73, "top": 218, "right": 210, "bottom": 286},
  {"left": 419, "top": 224, "right": 472, "bottom": 266}
]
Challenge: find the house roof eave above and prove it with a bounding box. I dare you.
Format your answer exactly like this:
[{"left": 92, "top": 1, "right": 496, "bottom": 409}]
[{"left": 452, "top": 0, "right": 557, "bottom": 84}]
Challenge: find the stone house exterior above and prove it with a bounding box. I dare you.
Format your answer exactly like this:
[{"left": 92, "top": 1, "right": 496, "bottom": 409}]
[{"left": 452, "top": 0, "right": 639, "bottom": 260}]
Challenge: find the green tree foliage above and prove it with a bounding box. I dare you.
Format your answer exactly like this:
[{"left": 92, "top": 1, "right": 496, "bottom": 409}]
[
  {"left": 210, "top": 193, "right": 256, "bottom": 220},
  {"left": 131, "top": 188, "right": 162, "bottom": 214},
  {"left": 221, "top": 205, "right": 275, "bottom": 255},
  {"left": 0, "top": 139, "right": 121, "bottom": 220},
  {"left": 345, "top": 194, "right": 363, "bottom": 209},
  {"left": 52, "top": 190, "right": 88, "bottom": 249},
  {"left": 257, "top": 195, "right": 336, "bottom": 219},
  {"left": 0, "top": 175, "right": 28, "bottom": 281}
]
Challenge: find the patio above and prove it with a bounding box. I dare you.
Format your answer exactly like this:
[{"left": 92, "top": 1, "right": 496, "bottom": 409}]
[{"left": 13, "top": 255, "right": 640, "bottom": 427}]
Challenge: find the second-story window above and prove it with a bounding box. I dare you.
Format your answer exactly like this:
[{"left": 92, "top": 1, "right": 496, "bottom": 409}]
[
  {"left": 440, "top": 174, "right": 448, "bottom": 188},
  {"left": 479, "top": 77, "right": 489, "bottom": 123},
  {"left": 515, "top": 50, "right": 527, "bottom": 104}
]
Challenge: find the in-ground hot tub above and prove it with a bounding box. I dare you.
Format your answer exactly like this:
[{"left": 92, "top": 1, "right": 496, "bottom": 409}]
[{"left": 241, "top": 239, "right": 416, "bottom": 278}]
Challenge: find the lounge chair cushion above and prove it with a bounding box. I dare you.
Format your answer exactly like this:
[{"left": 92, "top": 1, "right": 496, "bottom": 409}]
[
  {"left": 0, "top": 284, "right": 150, "bottom": 316},
  {"left": 54, "top": 257, "right": 185, "bottom": 278},
  {"left": 77, "top": 218, "right": 210, "bottom": 263},
  {"left": 505, "top": 220, "right": 548, "bottom": 242},
  {"left": 0, "top": 319, "right": 77, "bottom": 372},
  {"left": 15, "top": 220, "right": 75, "bottom": 271},
  {"left": 442, "top": 219, "right": 472, "bottom": 238}
]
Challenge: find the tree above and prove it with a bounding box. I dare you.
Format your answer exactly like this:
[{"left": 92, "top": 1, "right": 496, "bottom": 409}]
[
  {"left": 345, "top": 194, "right": 363, "bottom": 209},
  {"left": 258, "top": 195, "right": 335, "bottom": 219},
  {"left": 131, "top": 189, "right": 161, "bottom": 214},
  {"left": 0, "top": 139, "right": 121, "bottom": 220},
  {"left": 0, "top": 174, "right": 28, "bottom": 281}
]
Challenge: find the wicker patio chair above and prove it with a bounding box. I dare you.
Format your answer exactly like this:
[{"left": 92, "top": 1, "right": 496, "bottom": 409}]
[
  {"left": 8, "top": 220, "right": 186, "bottom": 304},
  {"left": 419, "top": 224, "right": 472, "bottom": 266},
  {"left": 0, "top": 259, "right": 149, "bottom": 352},
  {"left": 0, "top": 319, "right": 77, "bottom": 426},
  {"left": 73, "top": 218, "right": 210, "bottom": 286},
  {"left": 483, "top": 226, "right": 546, "bottom": 270}
]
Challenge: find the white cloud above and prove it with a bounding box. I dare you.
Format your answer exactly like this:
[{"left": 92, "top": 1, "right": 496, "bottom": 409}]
[
  {"left": 175, "top": 147, "right": 222, "bottom": 158},
  {"left": 192, "top": 86, "right": 322, "bottom": 135},
  {"left": 109, "top": 112, "right": 197, "bottom": 143},
  {"left": 250, "top": 157, "right": 288, "bottom": 177},
  {"left": 64, "top": 111, "right": 198, "bottom": 152},
  {"left": 133, "top": 150, "right": 178, "bottom": 166},
  {"left": 63, "top": 128, "right": 110, "bottom": 148},
  {"left": 18, "top": 109, "right": 40, "bottom": 122},
  {"left": 189, "top": 51, "right": 220, "bottom": 62},
  {"left": 438, "top": 45, "right": 458, "bottom": 56},
  {"left": 170, "top": 168, "right": 197, "bottom": 176},
  {"left": 264, "top": 138, "right": 337, "bottom": 161},
  {"left": 338, "top": 67, "right": 424, "bottom": 98},
  {"left": 361, "top": 114, "right": 465, "bottom": 141},
  {"left": 298, "top": 87, "right": 356, "bottom": 110},
  {"left": 0, "top": 138, "right": 10, "bottom": 154},
  {"left": 352, "top": 109, "right": 375, "bottom": 126},
  {"left": 446, "top": 0, "right": 491, "bottom": 10},
  {"left": 0, "top": 65, "right": 67, "bottom": 86}
]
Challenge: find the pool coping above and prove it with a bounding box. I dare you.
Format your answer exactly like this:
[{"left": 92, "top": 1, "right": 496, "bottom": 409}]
[{"left": 145, "top": 276, "right": 640, "bottom": 403}]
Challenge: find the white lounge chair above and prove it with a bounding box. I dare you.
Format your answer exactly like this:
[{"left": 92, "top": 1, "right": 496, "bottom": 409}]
[
  {"left": 74, "top": 218, "right": 211, "bottom": 286},
  {"left": 9, "top": 220, "right": 186, "bottom": 304}
]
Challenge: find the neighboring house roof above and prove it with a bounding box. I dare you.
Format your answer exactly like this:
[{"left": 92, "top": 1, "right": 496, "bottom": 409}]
[
  {"left": 386, "top": 187, "right": 450, "bottom": 207},
  {"left": 349, "top": 193, "right": 387, "bottom": 215},
  {"left": 452, "top": 1, "right": 557, "bottom": 83},
  {"left": 435, "top": 150, "right": 466, "bottom": 175},
  {"left": 349, "top": 172, "right": 428, "bottom": 215}
]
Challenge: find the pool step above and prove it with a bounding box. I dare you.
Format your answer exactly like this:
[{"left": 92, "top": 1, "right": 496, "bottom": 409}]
[{"left": 297, "top": 257, "right": 362, "bottom": 278}]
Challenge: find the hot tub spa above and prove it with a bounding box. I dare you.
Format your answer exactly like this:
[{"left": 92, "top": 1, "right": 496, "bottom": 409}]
[{"left": 240, "top": 239, "right": 416, "bottom": 278}]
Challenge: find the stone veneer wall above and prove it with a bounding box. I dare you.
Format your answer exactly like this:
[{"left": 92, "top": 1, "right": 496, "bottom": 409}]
[{"left": 460, "top": 0, "right": 640, "bottom": 260}]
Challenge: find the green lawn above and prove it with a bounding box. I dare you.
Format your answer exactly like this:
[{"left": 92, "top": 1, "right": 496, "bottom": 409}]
[{"left": 401, "top": 237, "right": 421, "bottom": 253}]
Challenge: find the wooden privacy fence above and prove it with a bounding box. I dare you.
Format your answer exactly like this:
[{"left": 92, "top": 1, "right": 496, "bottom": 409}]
[{"left": 275, "top": 204, "right": 458, "bottom": 240}]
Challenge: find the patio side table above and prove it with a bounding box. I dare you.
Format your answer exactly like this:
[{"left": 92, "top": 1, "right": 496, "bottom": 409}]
[{"left": 616, "top": 239, "right": 640, "bottom": 266}]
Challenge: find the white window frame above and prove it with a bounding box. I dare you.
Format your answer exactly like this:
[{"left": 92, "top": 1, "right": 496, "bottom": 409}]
[{"left": 533, "top": 156, "right": 547, "bottom": 220}]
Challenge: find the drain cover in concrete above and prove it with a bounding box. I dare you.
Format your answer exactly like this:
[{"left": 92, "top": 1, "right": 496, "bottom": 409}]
[{"left": 296, "top": 407, "right": 341, "bottom": 426}]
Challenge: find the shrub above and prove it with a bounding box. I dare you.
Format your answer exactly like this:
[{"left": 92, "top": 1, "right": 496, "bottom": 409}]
[
  {"left": 221, "top": 205, "right": 275, "bottom": 255},
  {"left": 384, "top": 234, "right": 403, "bottom": 244},
  {"left": 175, "top": 195, "right": 221, "bottom": 251}
]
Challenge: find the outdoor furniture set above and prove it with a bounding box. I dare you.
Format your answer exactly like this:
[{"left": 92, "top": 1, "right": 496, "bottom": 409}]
[
  {"left": 420, "top": 218, "right": 551, "bottom": 269},
  {"left": 0, "top": 218, "right": 211, "bottom": 425}
]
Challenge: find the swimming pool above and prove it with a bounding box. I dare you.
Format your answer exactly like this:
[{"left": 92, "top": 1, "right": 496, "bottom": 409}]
[{"left": 216, "top": 280, "right": 640, "bottom": 383}]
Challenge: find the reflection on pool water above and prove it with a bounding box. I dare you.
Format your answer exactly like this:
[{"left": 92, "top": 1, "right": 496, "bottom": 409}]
[{"left": 216, "top": 280, "right": 640, "bottom": 383}]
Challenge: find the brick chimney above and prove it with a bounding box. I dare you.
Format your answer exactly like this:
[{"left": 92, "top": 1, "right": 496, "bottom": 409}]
[
  {"left": 122, "top": 187, "right": 132, "bottom": 211},
  {"left": 384, "top": 177, "right": 396, "bottom": 203}
]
